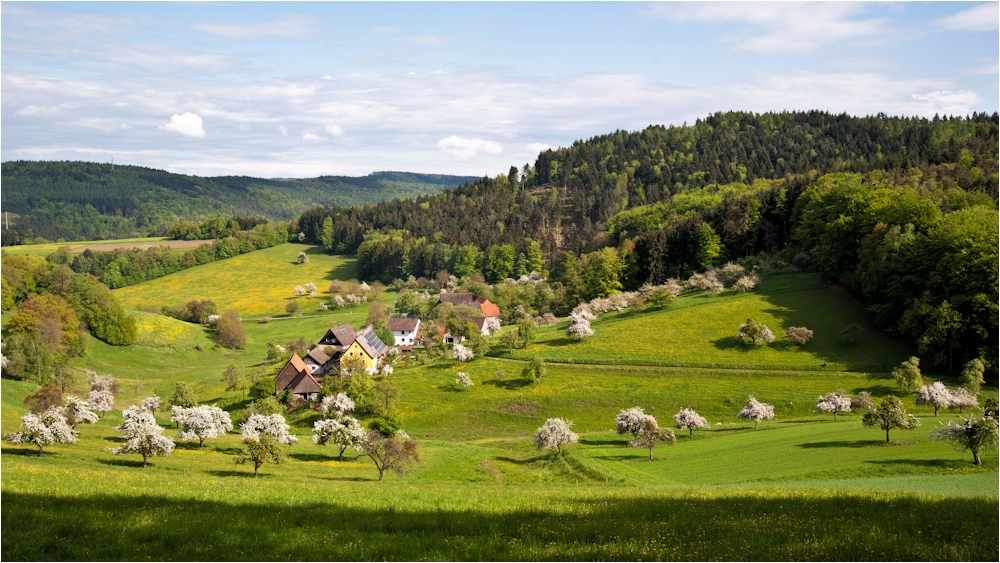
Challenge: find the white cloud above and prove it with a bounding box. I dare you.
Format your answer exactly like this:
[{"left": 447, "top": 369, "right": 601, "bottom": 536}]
[
  {"left": 936, "top": 3, "right": 999, "bottom": 32},
  {"left": 279, "top": 125, "right": 289, "bottom": 136},
  {"left": 161, "top": 112, "right": 206, "bottom": 138},
  {"left": 646, "top": 2, "right": 886, "bottom": 53},
  {"left": 15, "top": 105, "right": 60, "bottom": 117},
  {"left": 302, "top": 132, "right": 325, "bottom": 142},
  {"left": 526, "top": 142, "right": 551, "bottom": 155},
  {"left": 371, "top": 26, "right": 399, "bottom": 35},
  {"left": 324, "top": 124, "right": 344, "bottom": 136},
  {"left": 437, "top": 136, "right": 503, "bottom": 159},
  {"left": 191, "top": 15, "right": 319, "bottom": 39}
]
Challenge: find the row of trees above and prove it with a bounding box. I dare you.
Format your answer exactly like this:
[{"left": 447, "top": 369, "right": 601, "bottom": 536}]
[{"left": 46, "top": 221, "right": 289, "bottom": 289}]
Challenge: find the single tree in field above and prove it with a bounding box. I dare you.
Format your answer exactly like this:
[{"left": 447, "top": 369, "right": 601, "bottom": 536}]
[
  {"left": 320, "top": 393, "right": 355, "bottom": 418},
  {"left": 628, "top": 416, "right": 676, "bottom": 460},
  {"left": 140, "top": 395, "right": 161, "bottom": 416},
  {"left": 737, "top": 396, "right": 775, "bottom": 430},
  {"left": 567, "top": 309, "right": 595, "bottom": 339},
  {"left": 452, "top": 343, "right": 474, "bottom": 363},
  {"left": 23, "top": 385, "right": 63, "bottom": 414},
  {"left": 851, "top": 391, "right": 873, "bottom": 412},
  {"left": 673, "top": 408, "right": 709, "bottom": 438},
  {"left": 107, "top": 406, "right": 174, "bottom": 467},
  {"left": 516, "top": 318, "right": 537, "bottom": 348},
  {"left": 840, "top": 323, "right": 864, "bottom": 345},
  {"left": 862, "top": 395, "right": 920, "bottom": 443},
  {"left": 782, "top": 326, "right": 814, "bottom": 345},
  {"left": 815, "top": 390, "right": 852, "bottom": 421},
  {"left": 372, "top": 379, "right": 400, "bottom": 412},
  {"left": 240, "top": 414, "right": 299, "bottom": 445},
  {"left": 87, "top": 373, "right": 117, "bottom": 418},
  {"left": 616, "top": 406, "right": 651, "bottom": 437},
  {"left": 959, "top": 359, "right": 985, "bottom": 395},
  {"left": 522, "top": 356, "right": 545, "bottom": 383},
  {"left": 985, "top": 398, "right": 999, "bottom": 422},
  {"left": 3, "top": 407, "right": 77, "bottom": 456},
  {"left": 736, "top": 318, "right": 774, "bottom": 346},
  {"left": 312, "top": 416, "right": 365, "bottom": 461},
  {"left": 534, "top": 418, "right": 578, "bottom": 454},
  {"left": 296, "top": 251, "right": 309, "bottom": 264},
  {"left": 455, "top": 372, "right": 473, "bottom": 389},
  {"left": 949, "top": 388, "right": 979, "bottom": 413},
  {"left": 236, "top": 433, "right": 285, "bottom": 478},
  {"left": 62, "top": 395, "right": 99, "bottom": 429},
  {"left": 355, "top": 429, "right": 420, "bottom": 481},
  {"left": 169, "top": 382, "right": 198, "bottom": 409},
  {"left": 892, "top": 356, "right": 923, "bottom": 393},
  {"left": 215, "top": 310, "right": 246, "bottom": 349},
  {"left": 915, "top": 381, "right": 953, "bottom": 416},
  {"left": 175, "top": 405, "right": 233, "bottom": 449},
  {"left": 285, "top": 300, "right": 301, "bottom": 315},
  {"left": 930, "top": 415, "right": 998, "bottom": 466}
]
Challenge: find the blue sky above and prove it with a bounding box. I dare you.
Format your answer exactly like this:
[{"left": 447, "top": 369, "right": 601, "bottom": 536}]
[{"left": 2, "top": 1, "right": 997, "bottom": 178}]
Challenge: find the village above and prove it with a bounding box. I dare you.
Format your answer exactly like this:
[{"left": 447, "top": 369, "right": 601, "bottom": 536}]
[{"left": 275, "top": 292, "right": 502, "bottom": 403}]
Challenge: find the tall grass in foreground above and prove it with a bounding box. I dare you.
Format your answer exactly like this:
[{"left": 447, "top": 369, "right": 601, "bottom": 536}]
[{"left": 2, "top": 483, "right": 995, "bottom": 561}]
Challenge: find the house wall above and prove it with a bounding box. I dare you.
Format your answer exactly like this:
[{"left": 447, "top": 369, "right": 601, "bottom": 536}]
[{"left": 343, "top": 340, "right": 377, "bottom": 370}]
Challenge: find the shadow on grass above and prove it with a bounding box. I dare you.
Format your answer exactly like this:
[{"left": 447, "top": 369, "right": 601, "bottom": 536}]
[
  {"left": 289, "top": 453, "right": 337, "bottom": 463},
  {"left": 318, "top": 475, "right": 378, "bottom": 482},
  {"left": 1, "top": 491, "right": 995, "bottom": 561},
  {"left": 578, "top": 437, "right": 626, "bottom": 446},
  {"left": 865, "top": 459, "right": 970, "bottom": 470},
  {"left": 540, "top": 337, "right": 579, "bottom": 348},
  {"left": 798, "top": 440, "right": 882, "bottom": 449},
  {"left": 711, "top": 336, "right": 748, "bottom": 351},
  {"left": 493, "top": 454, "right": 551, "bottom": 466},
  {"left": 0, "top": 446, "right": 43, "bottom": 457},
  {"left": 325, "top": 258, "right": 358, "bottom": 282},
  {"left": 488, "top": 379, "right": 534, "bottom": 390},
  {"left": 107, "top": 459, "right": 147, "bottom": 468},
  {"left": 206, "top": 470, "right": 259, "bottom": 479}
]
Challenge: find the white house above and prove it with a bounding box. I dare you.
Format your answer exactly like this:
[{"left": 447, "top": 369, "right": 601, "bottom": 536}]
[{"left": 387, "top": 317, "right": 421, "bottom": 349}]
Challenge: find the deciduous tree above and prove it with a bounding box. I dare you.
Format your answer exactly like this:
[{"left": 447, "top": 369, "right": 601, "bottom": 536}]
[
  {"left": 628, "top": 416, "right": 676, "bottom": 460},
  {"left": 737, "top": 396, "right": 775, "bottom": 430},
  {"left": 534, "top": 418, "right": 578, "bottom": 454},
  {"left": 915, "top": 381, "right": 952, "bottom": 416},
  {"left": 892, "top": 356, "right": 923, "bottom": 393},
  {"left": 107, "top": 406, "right": 174, "bottom": 467},
  {"left": 312, "top": 416, "right": 365, "bottom": 461},
  {"left": 175, "top": 405, "right": 233, "bottom": 449},
  {"left": 3, "top": 407, "right": 77, "bottom": 456},
  {"left": 930, "top": 415, "right": 998, "bottom": 466},
  {"left": 862, "top": 395, "right": 920, "bottom": 443},
  {"left": 815, "top": 390, "right": 852, "bottom": 421},
  {"left": 355, "top": 429, "right": 420, "bottom": 481},
  {"left": 673, "top": 408, "right": 709, "bottom": 438}
]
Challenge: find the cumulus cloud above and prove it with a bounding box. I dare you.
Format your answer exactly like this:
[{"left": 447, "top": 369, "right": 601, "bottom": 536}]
[
  {"left": 279, "top": 125, "right": 289, "bottom": 136},
  {"left": 161, "top": 112, "right": 206, "bottom": 138},
  {"left": 646, "top": 2, "right": 886, "bottom": 53},
  {"left": 191, "top": 15, "right": 319, "bottom": 39},
  {"left": 302, "top": 132, "right": 325, "bottom": 142},
  {"left": 437, "top": 136, "right": 503, "bottom": 159},
  {"left": 15, "top": 105, "right": 60, "bottom": 117},
  {"left": 936, "top": 3, "right": 999, "bottom": 32},
  {"left": 324, "top": 124, "right": 344, "bottom": 136},
  {"left": 526, "top": 142, "right": 552, "bottom": 155}
]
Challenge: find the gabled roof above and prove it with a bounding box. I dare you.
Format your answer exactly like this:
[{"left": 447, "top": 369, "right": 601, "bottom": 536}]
[
  {"left": 387, "top": 317, "right": 420, "bottom": 332},
  {"left": 288, "top": 353, "right": 308, "bottom": 373},
  {"left": 465, "top": 316, "right": 487, "bottom": 331},
  {"left": 286, "top": 371, "right": 321, "bottom": 395},
  {"left": 320, "top": 324, "right": 357, "bottom": 347},
  {"left": 304, "top": 347, "right": 331, "bottom": 366},
  {"left": 475, "top": 297, "right": 501, "bottom": 318},
  {"left": 357, "top": 325, "right": 388, "bottom": 357},
  {"left": 437, "top": 292, "right": 476, "bottom": 305}
]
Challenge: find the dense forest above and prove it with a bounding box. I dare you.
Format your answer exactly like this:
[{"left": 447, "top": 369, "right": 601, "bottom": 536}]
[
  {"left": 0, "top": 162, "right": 476, "bottom": 243},
  {"left": 295, "top": 111, "right": 998, "bottom": 374}
]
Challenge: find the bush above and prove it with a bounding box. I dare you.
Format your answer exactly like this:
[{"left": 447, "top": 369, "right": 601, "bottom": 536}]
[
  {"left": 367, "top": 410, "right": 402, "bottom": 436},
  {"left": 840, "top": 323, "right": 863, "bottom": 345},
  {"left": 215, "top": 310, "right": 246, "bottom": 349},
  {"left": 285, "top": 301, "right": 301, "bottom": 315},
  {"left": 782, "top": 326, "right": 814, "bottom": 345},
  {"left": 249, "top": 377, "right": 276, "bottom": 400},
  {"left": 522, "top": 356, "right": 545, "bottom": 383},
  {"left": 736, "top": 318, "right": 774, "bottom": 346}
]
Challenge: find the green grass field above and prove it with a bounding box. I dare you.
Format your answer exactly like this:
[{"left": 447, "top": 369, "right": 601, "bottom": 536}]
[
  {"left": 2, "top": 253, "right": 997, "bottom": 560},
  {"left": 2, "top": 237, "right": 175, "bottom": 256}
]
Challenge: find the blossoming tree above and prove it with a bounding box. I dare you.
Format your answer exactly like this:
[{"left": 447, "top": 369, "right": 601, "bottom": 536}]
[
  {"left": 3, "top": 408, "right": 77, "bottom": 456},
  {"left": 175, "top": 405, "right": 233, "bottom": 449},
  {"left": 534, "top": 418, "right": 578, "bottom": 454},
  {"left": 107, "top": 406, "right": 174, "bottom": 467},
  {"left": 738, "top": 396, "right": 775, "bottom": 430}
]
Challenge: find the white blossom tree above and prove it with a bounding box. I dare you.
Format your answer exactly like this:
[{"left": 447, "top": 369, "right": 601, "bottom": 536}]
[
  {"left": 737, "top": 396, "right": 775, "bottom": 430},
  {"left": 567, "top": 310, "right": 595, "bottom": 339},
  {"left": 320, "top": 393, "right": 355, "bottom": 418},
  {"left": 88, "top": 389, "right": 114, "bottom": 418},
  {"left": 140, "top": 395, "right": 161, "bottom": 416},
  {"left": 312, "top": 416, "right": 365, "bottom": 461},
  {"left": 455, "top": 372, "right": 473, "bottom": 389},
  {"left": 241, "top": 413, "right": 298, "bottom": 444},
  {"left": 107, "top": 406, "right": 174, "bottom": 467},
  {"left": 534, "top": 418, "right": 578, "bottom": 453},
  {"left": 930, "top": 415, "right": 999, "bottom": 466},
  {"left": 782, "top": 326, "right": 814, "bottom": 345},
  {"left": 616, "top": 406, "right": 651, "bottom": 437},
  {"left": 915, "top": 381, "right": 953, "bottom": 416},
  {"left": 949, "top": 388, "right": 979, "bottom": 413},
  {"left": 815, "top": 390, "right": 853, "bottom": 421},
  {"left": 304, "top": 282, "right": 318, "bottom": 296},
  {"left": 452, "top": 343, "right": 474, "bottom": 363},
  {"left": 63, "top": 395, "right": 99, "bottom": 428},
  {"left": 483, "top": 317, "right": 502, "bottom": 336},
  {"left": 673, "top": 408, "right": 709, "bottom": 438},
  {"left": 3, "top": 408, "right": 77, "bottom": 456},
  {"left": 293, "top": 285, "right": 306, "bottom": 296},
  {"left": 175, "top": 405, "right": 233, "bottom": 449},
  {"left": 731, "top": 273, "right": 760, "bottom": 293}
]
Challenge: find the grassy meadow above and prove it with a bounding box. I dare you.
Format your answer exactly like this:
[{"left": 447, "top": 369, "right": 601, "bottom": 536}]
[
  {"left": 2, "top": 236, "right": 175, "bottom": 256},
  {"left": 2, "top": 244, "right": 998, "bottom": 560}
]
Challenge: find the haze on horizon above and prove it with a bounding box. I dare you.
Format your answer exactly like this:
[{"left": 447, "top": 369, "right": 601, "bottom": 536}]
[{"left": 1, "top": 1, "right": 997, "bottom": 179}]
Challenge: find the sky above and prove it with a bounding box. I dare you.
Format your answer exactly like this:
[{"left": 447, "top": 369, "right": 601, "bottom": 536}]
[{"left": 1, "top": 1, "right": 997, "bottom": 178}]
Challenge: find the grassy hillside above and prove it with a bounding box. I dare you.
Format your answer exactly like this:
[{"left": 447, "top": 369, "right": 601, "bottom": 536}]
[
  {"left": 114, "top": 244, "right": 359, "bottom": 317},
  {"left": 513, "top": 273, "right": 914, "bottom": 372},
  {"left": 2, "top": 253, "right": 997, "bottom": 560}
]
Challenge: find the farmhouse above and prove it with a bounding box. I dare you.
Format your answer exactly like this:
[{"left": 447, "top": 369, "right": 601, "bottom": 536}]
[
  {"left": 387, "top": 317, "right": 421, "bottom": 349},
  {"left": 302, "top": 346, "right": 334, "bottom": 376},
  {"left": 436, "top": 292, "right": 501, "bottom": 318},
  {"left": 275, "top": 353, "right": 321, "bottom": 401},
  {"left": 340, "top": 326, "right": 389, "bottom": 370}
]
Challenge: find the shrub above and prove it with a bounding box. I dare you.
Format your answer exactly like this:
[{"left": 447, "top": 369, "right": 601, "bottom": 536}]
[
  {"left": 840, "top": 323, "right": 864, "bottom": 345},
  {"left": 782, "top": 326, "right": 814, "bottom": 345},
  {"left": 215, "top": 310, "right": 246, "bottom": 349},
  {"left": 736, "top": 318, "right": 774, "bottom": 346}
]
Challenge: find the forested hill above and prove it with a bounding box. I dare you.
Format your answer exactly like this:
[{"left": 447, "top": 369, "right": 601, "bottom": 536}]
[
  {"left": 0, "top": 161, "right": 476, "bottom": 243},
  {"left": 298, "top": 110, "right": 998, "bottom": 374}
]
